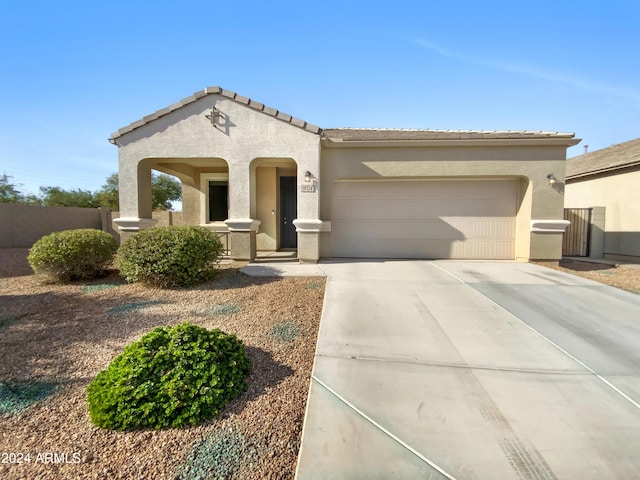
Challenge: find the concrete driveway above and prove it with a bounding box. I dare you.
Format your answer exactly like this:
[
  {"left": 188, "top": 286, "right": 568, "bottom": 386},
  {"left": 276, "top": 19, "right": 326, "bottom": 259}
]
[{"left": 295, "top": 260, "right": 640, "bottom": 479}]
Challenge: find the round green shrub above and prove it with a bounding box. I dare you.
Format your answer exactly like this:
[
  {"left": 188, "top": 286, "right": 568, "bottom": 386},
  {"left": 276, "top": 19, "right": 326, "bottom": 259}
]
[
  {"left": 116, "top": 226, "right": 223, "bottom": 287},
  {"left": 86, "top": 322, "right": 252, "bottom": 430},
  {"left": 116, "top": 226, "right": 224, "bottom": 288},
  {"left": 27, "top": 229, "right": 117, "bottom": 283}
]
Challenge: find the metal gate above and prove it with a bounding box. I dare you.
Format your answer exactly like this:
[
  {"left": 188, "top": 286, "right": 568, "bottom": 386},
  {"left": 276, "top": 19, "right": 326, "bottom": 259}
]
[{"left": 563, "top": 208, "right": 591, "bottom": 257}]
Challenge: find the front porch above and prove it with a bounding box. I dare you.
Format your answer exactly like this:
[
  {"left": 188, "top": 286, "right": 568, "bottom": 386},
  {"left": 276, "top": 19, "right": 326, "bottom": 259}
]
[
  {"left": 110, "top": 87, "right": 327, "bottom": 263},
  {"left": 115, "top": 157, "right": 323, "bottom": 263}
]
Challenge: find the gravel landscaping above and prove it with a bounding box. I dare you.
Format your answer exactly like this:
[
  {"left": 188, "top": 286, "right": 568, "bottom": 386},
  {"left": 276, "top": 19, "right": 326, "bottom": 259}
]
[
  {"left": 0, "top": 248, "right": 325, "bottom": 480},
  {"left": 2, "top": 246, "right": 636, "bottom": 480},
  {"left": 535, "top": 258, "right": 640, "bottom": 295}
]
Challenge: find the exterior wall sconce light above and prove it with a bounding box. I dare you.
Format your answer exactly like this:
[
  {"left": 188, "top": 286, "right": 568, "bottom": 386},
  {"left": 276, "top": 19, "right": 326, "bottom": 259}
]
[
  {"left": 304, "top": 171, "right": 312, "bottom": 183},
  {"left": 547, "top": 173, "right": 557, "bottom": 185},
  {"left": 205, "top": 106, "right": 223, "bottom": 126}
]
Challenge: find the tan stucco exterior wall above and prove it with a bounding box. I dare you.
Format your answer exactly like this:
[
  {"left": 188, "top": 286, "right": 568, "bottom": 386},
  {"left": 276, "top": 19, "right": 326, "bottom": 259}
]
[
  {"left": 111, "top": 91, "right": 575, "bottom": 262},
  {"left": 114, "top": 96, "right": 321, "bottom": 220},
  {"left": 256, "top": 166, "right": 277, "bottom": 250},
  {"left": 319, "top": 144, "right": 568, "bottom": 260},
  {"left": 565, "top": 170, "right": 640, "bottom": 260}
]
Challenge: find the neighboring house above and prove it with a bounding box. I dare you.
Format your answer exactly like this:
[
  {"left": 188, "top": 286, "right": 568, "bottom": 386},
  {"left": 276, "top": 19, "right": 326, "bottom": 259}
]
[
  {"left": 565, "top": 138, "right": 640, "bottom": 262},
  {"left": 109, "top": 87, "right": 579, "bottom": 263}
]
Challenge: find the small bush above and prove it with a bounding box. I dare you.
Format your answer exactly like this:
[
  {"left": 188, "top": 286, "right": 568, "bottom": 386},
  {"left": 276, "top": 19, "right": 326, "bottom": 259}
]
[
  {"left": 269, "top": 321, "right": 300, "bottom": 343},
  {"left": 108, "top": 300, "right": 161, "bottom": 314},
  {"left": 116, "top": 226, "right": 223, "bottom": 288},
  {"left": 86, "top": 322, "right": 252, "bottom": 430},
  {"left": 1, "top": 380, "right": 60, "bottom": 416},
  {"left": 207, "top": 302, "right": 240, "bottom": 316},
  {"left": 177, "top": 430, "right": 261, "bottom": 479},
  {"left": 28, "top": 229, "right": 117, "bottom": 283},
  {"left": 0, "top": 316, "right": 18, "bottom": 330}
]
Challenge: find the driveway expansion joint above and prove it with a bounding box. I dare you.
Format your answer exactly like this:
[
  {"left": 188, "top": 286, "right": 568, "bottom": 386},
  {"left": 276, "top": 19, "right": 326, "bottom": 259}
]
[
  {"left": 432, "top": 262, "right": 640, "bottom": 410},
  {"left": 311, "top": 374, "right": 459, "bottom": 480},
  {"left": 316, "top": 353, "right": 592, "bottom": 376}
]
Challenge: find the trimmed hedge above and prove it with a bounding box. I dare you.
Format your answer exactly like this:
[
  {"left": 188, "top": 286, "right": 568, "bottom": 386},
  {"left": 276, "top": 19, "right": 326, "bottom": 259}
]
[
  {"left": 116, "top": 226, "right": 223, "bottom": 288},
  {"left": 86, "top": 322, "right": 252, "bottom": 430},
  {"left": 27, "top": 229, "right": 117, "bottom": 283}
]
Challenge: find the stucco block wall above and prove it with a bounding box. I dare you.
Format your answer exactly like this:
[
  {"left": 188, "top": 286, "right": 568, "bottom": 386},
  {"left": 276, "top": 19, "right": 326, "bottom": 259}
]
[
  {"left": 0, "top": 204, "right": 105, "bottom": 247},
  {"left": 181, "top": 182, "right": 201, "bottom": 226},
  {"left": 320, "top": 145, "right": 568, "bottom": 260},
  {"left": 152, "top": 211, "right": 185, "bottom": 227},
  {"left": 565, "top": 170, "right": 640, "bottom": 259},
  {"left": 112, "top": 211, "right": 183, "bottom": 227}
]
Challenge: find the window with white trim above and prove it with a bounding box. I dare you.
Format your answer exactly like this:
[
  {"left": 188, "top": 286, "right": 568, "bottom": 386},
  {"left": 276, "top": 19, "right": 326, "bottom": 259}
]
[{"left": 200, "top": 173, "right": 229, "bottom": 224}]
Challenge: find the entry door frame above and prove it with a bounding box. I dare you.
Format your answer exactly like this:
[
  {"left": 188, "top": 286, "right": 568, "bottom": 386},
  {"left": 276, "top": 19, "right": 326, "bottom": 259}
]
[{"left": 279, "top": 176, "right": 297, "bottom": 249}]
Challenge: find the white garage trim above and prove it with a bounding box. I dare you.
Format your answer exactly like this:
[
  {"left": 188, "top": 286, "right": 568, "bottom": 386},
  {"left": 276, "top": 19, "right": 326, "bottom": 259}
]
[{"left": 331, "top": 179, "right": 517, "bottom": 259}]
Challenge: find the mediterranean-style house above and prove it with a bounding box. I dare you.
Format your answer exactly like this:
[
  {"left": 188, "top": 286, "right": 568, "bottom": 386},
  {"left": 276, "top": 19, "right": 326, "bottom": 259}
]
[
  {"left": 565, "top": 138, "right": 640, "bottom": 262},
  {"left": 109, "top": 87, "right": 580, "bottom": 263}
]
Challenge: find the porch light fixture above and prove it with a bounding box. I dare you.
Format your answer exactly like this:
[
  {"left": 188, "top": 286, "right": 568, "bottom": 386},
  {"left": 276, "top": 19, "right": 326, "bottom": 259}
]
[
  {"left": 546, "top": 173, "right": 557, "bottom": 185},
  {"left": 205, "top": 106, "right": 222, "bottom": 126},
  {"left": 304, "top": 171, "right": 312, "bottom": 183}
]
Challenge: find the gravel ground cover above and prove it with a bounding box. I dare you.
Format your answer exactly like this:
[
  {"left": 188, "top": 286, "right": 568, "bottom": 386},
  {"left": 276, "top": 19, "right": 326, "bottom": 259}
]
[
  {"left": 536, "top": 258, "right": 640, "bottom": 295},
  {"left": 0, "top": 248, "right": 324, "bottom": 480}
]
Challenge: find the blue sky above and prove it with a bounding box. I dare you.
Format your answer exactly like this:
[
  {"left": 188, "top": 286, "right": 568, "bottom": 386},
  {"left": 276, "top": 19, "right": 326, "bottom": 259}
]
[{"left": 1, "top": 0, "right": 639, "bottom": 196}]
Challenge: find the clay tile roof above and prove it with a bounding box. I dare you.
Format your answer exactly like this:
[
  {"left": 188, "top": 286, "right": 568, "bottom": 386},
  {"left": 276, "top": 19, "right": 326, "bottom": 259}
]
[
  {"left": 109, "top": 86, "right": 322, "bottom": 141},
  {"left": 566, "top": 138, "right": 640, "bottom": 179},
  {"left": 323, "top": 128, "right": 577, "bottom": 141},
  {"left": 109, "top": 87, "right": 578, "bottom": 147}
]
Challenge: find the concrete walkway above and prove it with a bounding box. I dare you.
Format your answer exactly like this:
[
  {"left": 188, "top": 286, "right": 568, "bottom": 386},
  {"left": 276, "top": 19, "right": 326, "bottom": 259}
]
[
  {"left": 295, "top": 260, "right": 640, "bottom": 479},
  {"left": 240, "top": 262, "right": 326, "bottom": 277}
]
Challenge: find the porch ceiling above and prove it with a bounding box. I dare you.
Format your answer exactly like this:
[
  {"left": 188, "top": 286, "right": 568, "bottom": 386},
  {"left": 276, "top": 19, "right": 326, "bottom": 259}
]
[
  {"left": 252, "top": 157, "right": 298, "bottom": 169},
  {"left": 148, "top": 158, "right": 229, "bottom": 184}
]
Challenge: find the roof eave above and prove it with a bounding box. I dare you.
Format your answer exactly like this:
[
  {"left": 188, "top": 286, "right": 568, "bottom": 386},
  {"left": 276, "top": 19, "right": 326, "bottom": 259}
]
[
  {"left": 109, "top": 86, "right": 321, "bottom": 144},
  {"left": 566, "top": 160, "right": 640, "bottom": 180},
  {"left": 322, "top": 137, "right": 581, "bottom": 148}
]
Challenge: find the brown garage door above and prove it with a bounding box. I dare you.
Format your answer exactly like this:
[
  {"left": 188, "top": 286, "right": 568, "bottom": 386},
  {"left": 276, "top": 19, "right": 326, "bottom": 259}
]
[{"left": 331, "top": 179, "right": 517, "bottom": 259}]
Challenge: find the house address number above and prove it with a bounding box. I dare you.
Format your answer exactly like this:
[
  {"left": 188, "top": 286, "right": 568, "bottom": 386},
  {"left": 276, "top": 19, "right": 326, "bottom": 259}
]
[{"left": 301, "top": 185, "right": 316, "bottom": 192}]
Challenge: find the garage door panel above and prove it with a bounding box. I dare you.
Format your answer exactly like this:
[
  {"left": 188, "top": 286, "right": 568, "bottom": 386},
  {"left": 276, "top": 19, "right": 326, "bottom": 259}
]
[
  {"left": 451, "top": 240, "right": 515, "bottom": 259},
  {"left": 449, "top": 219, "right": 515, "bottom": 239},
  {"left": 335, "top": 198, "right": 515, "bottom": 218},
  {"left": 332, "top": 217, "right": 465, "bottom": 239},
  {"left": 332, "top": 179, "right": 517, "bottom": 259},
  {"left": 335, "top": 179, "right": 516, "bottom": 199},
  {"left": 334, "top": 237, "right": 457, "bottom": 259},
  {"left": 332, "top": 217, "right": 513, "bottom": 240}
]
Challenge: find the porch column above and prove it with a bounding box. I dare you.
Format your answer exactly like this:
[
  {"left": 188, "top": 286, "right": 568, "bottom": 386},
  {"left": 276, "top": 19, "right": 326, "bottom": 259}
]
[
  {"left": 293, "top": 219, "right": 331, "bottom": 263},
  {"left": 225, "top": 219, "right": 261, "bottom": 261},
  {"left": 294, "top": 149, "right": 323, "bottom": 263},
  {"left": 226, "top": 157, "right": 260, "bottom": 261},
  {"left": 113, "top": 158, "right": 157, "bottom": 241}
]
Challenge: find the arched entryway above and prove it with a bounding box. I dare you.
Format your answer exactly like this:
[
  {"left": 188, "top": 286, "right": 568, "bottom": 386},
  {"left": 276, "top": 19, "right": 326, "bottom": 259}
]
[{"left": 250, "top": 157, "right": 298, "bottom": 253}]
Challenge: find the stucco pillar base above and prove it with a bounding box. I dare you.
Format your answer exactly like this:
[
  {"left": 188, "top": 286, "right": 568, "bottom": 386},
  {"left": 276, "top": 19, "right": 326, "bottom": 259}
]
[
  {"left": 113, "top": 217, "right": 158, "bottom": 243},
  {"left": 296, "top": 233, "right": 319, "bottom": 264},
  {"left": 225, "top": 219, "right": 260, "bottom": 261},
  {"left": 529, "top": 219, "right": 569, "bottom": 261},
  {"left": 229, "top": 232, "right": 256, "bottom": 261},
  {"left": 293, "top": 219, "right": 331, "bottom": 264}
]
